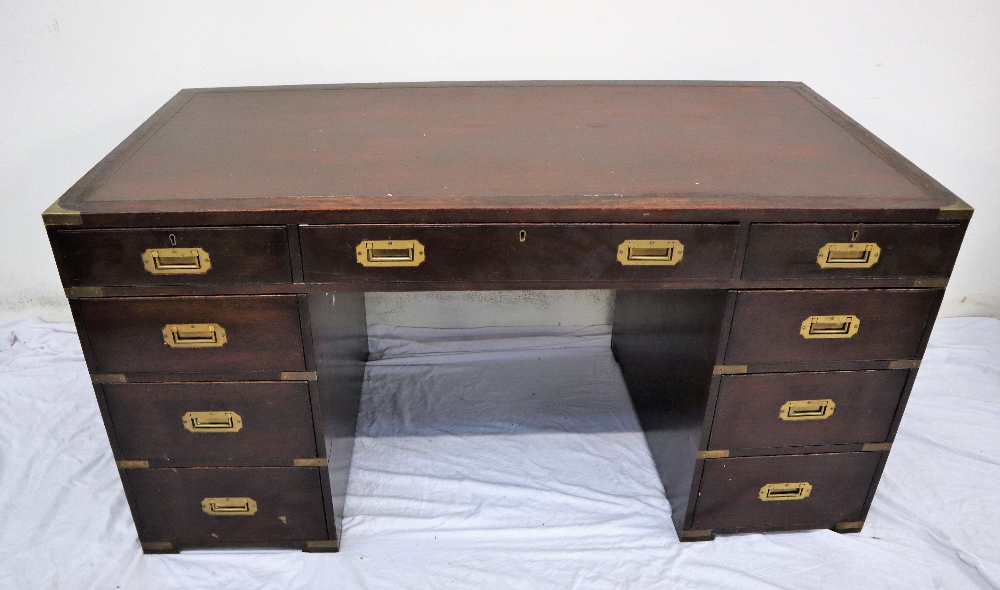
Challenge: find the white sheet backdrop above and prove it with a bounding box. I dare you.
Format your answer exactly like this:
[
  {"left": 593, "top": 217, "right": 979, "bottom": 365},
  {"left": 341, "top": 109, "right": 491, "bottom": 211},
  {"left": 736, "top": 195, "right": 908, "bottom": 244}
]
[{"left": 1, "top": 316, "right": 998, "bottom": 589}]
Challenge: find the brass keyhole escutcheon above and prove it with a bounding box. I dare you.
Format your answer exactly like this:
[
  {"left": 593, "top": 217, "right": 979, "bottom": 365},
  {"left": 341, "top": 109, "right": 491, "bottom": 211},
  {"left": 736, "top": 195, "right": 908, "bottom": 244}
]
[{"left": 519, "top": 230, "right": 527, "bottom": 242}]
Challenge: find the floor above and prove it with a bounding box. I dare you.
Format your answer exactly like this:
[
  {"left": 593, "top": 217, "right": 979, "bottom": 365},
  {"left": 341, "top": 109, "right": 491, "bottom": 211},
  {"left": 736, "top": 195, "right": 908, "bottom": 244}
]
[{"left": 1, "top": 316, "right": 998, "bottom": 589}]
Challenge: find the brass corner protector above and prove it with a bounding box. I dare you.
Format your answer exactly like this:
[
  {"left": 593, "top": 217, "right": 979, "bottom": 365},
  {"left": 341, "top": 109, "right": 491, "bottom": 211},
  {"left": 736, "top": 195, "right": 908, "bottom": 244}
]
[
  {"left": 861, "top": 442, "right": 893, "bottom": 453},
  {"left": 42, "top": 201, "right": 83, "bottom": 226},
  {"left": 92, "top": 374, "right": 127, "bottom": 384},
  {"left": 281, "top": 371, "right": 318, "bottom": 381},
  {"left": 65, "top": 287, "right": 104, "bottom": 298},
  {"left": 937, "top": 197, "right": 974, "bottom": 220},
  {"left": 304, "top": 539, "right": 340, "bottom": 552},
  {"left": 698, "top": 450, "right": 730, "bottom": 460},
  {"left": 834, "top": 521, "right": 865, "bottom": 532},
  {"left": 293, "top": 458, "right": 328, "bottom": 467},
  {"left": 679, "top": 529, "right": 715, "bottom": 542},
  {"left": 713, "top": 364, "right": 748, "bottom": 375},
  {"left": 141, "top": 541, "right": 176, "bottom": 553},
  {"left": 888, "top": 359, "right": 921, "bottom": 370},
  {"left": 116, "top": 460, "right": 149, "bottom": 469}
]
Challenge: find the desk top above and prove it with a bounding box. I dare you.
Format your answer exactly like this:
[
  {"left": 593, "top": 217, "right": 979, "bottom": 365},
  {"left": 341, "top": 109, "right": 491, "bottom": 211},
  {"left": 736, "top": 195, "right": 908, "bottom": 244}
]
[{"left": 52, "top": 82, "right": 965, "bottom": 225}]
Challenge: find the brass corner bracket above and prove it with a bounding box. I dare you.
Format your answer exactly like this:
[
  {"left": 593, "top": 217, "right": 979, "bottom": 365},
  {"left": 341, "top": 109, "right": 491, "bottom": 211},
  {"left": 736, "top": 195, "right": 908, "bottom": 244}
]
[{"left": 42, "top": 201, "right": 83, "bottom": 226}]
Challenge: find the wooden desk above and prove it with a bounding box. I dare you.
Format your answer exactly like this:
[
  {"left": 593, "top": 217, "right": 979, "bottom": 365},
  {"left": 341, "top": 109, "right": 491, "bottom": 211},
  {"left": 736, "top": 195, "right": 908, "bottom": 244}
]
[{"left": 43, "top": 82, "right": 972, "bottom": 553}]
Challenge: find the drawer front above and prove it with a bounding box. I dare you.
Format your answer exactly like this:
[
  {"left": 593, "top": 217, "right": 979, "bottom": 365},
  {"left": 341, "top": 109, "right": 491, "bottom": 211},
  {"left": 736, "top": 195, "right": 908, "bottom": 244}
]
[
  {"left": 742, "top": 223, "right": 963, "bottom": 280},
  {"left": 81, "top": 295, "right": 305, "bottom": 373},
  {"left": 708, "top": 370, "right": 908, "bottom": 450},
  {"left": 105, "top": 382, "right": 317, "bottom": 463},
  {"left": 55, "top": 226, "right": 293, "bottom": 286},
  {"left": 128, "top": 467, "right": 328, "bottom": 543},
  {"left": 301, "top": 224, "right": 739, "bottom": 283},
  {"left": 692, "top": 452, "right": 881, "bottom": 531},
  {"left": 725, "top": 289, "right": 941, "bottom": 365}
]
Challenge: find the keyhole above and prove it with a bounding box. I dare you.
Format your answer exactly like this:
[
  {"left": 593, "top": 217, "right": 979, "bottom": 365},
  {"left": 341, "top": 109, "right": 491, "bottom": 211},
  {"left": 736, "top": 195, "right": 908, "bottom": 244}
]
[
  {"left": 519, "top": 230, "right": 527, "bottom": 242},
  {"left": 850, "top": 230, "right": 859, "bottom": 242},
  {"left": 168, "top": 234, "right": 177, "bottom": 246}
]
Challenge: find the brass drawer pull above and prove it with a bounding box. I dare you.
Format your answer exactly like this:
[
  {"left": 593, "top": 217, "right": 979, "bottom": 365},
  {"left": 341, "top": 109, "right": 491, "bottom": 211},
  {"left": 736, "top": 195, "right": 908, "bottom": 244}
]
[
  {"left": 759, "top": 482, "right": 812, "bottom": 501},
  {"left": 800, "top": 315, "right": 860, "bottom": 339},
  {"left": 142, "top": 247, "right": 211, "bottom": 274},
  {"left": 617, "top": 239, "right": 684, "bottom": 265},
  {"left": 356, "top": 240, "right": 425, "bottom": 267},
  {"left": 162, "top": 324, "right": 228, "bottom": 348},
  {"left": 201, "top": 497, "right": 257, "bottom": 516},
  {"left": 780, "top": 399, "right": 836, "bottom": 421},
  {"left": 183, "top": 411, "right": 243, "bottom": 432},
  {"left": 817, "top": 242, "right": 880, "bottom": 268}
]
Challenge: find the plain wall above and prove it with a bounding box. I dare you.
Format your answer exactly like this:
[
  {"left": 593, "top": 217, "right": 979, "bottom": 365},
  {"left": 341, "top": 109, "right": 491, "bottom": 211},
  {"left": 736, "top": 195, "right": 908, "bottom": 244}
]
[{"left": 2, "top": 1, "right": 998, "bottom": 326}]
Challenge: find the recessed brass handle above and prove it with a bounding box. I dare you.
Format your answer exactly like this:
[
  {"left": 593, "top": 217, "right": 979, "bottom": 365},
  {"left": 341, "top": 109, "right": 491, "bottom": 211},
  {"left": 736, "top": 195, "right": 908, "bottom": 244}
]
[
  {"left": 162, "top": 324, "right": 227, "bottom": 348},
  {"left": 356, "top": 240, "right": 425, "bottom": 267},
  {"left": 800, "top": 315, "right": 860, "bottom": 339},
  {"left": 617, "top": 240, "right": 684, "bottom": 266},
  {"left": 780, "top": 399, "right": 836, "bottom": 421},
  {"left": 142, "top": 248, "right": 211, "bottom": 274},
  {"left": 817, "top": 242, "right": 880, "bottom": 269},
  {"left": 201, "top": 497, "right": 257, "bottom": 516},
  {"left": 183, "top": 411, "right": 243, "bottom": 432},
  {"left": 759, "top": 482, "right": 812, "bottom": 501}
]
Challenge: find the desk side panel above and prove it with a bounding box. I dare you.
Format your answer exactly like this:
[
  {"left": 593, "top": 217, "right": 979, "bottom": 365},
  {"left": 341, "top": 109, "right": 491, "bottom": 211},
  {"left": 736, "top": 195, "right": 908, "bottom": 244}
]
[
  {"left": 307, "top": 291, "right": 368, "bottom": 544},
  {"left": 611, "top": 289, "right": 728, "bottom": 533}
]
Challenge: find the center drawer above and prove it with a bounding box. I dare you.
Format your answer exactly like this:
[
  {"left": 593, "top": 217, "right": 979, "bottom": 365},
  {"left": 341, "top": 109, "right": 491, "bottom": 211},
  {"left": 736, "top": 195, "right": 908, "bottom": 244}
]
[
  {"left": 104, "top": 382, "right": 318, "bottom": 464},
  {"left": 80, "top": 295, "right": 306, "bottom": 374},
  {"left": 300, "top": 224, "right": 740, "bottom": 283}
]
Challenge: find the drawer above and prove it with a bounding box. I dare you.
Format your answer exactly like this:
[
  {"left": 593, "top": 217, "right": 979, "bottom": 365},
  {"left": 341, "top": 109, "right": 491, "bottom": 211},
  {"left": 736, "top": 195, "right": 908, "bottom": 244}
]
[
  {"left": 128, "top": 467, "right": 328, "bottom": 544},
  {"left": 54, "top": 226, "right": 293, "bottom": 286},
  {"left": 300, "top": 224, "right": 739, "bottom": 283},
  {"left": 708, "top": 370, "right": 908, "bottom": 450},
  {"left": 80, "top": 295, "right": 305, "bottom": 374},
  {"left": 692, "top": 452, "right": 881, "bottom": 531},
  {"left": 742, "top": 223, "right": 964, "bottom": 280},
  {"left": 725, "top": 289, "right": 941, "bottom": 365},
  {"left": 105, "top": 382, "right": 317, "bottom": 464}
]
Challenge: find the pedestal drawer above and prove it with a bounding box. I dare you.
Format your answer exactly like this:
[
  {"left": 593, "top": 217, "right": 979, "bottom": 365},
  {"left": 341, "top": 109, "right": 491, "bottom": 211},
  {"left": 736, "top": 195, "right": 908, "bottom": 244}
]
[
  {"left": 692, "top": 452, "right": 882, "bottom": 532},
  {"left": 725, "top": 289, "right": 941, "bottom": 365},
  {"left": 707, "top": 370, "right": 908, "bottom": 451},
  {"left": 105, "top": 382, "right": 317, "bottom": 464},
  {"left": 742, "top": 223, "right": 964, "bottom": 280},
  {"left": 301, "top": 223, "right": 739, "bottom": 283},
  {"left": 80, "top": 295, "right": 306, "bottom": 374},
  {"left": 54, "top": 226, "right": 293, "bottom": 286},
  {"left": 128, "top": 467, "right": 328, "bottom": 544}
]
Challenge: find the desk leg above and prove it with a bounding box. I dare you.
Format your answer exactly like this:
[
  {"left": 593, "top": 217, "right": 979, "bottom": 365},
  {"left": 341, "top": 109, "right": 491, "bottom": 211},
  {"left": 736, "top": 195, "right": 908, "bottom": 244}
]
[
  {"left": 611, "top": 289, "right": 729, "bottom": 538},
  {"left": 307, "top": 291, "right": 368, "bottom": 548}
]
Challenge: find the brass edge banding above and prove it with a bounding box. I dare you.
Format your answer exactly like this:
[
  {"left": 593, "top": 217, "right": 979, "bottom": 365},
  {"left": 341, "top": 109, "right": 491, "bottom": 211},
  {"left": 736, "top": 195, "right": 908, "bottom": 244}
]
[
  {"left": 116, "top": 460, "right": 149, "bottom": 469},
  {"left": 141, "top": 541, "right": 175, "bottom": 552},
  {"left": 888, "top": 359, "right": 921, "bottom": 370},
  {"left": 861, "top": 442, "right": 893, "bottom": 452},
  {"left": 92, "top": 374, "right": 127, "bottom": 384},
  {"left": 281, "top": 371, "right": 318, "bottom": 381},
  {"left": 698, "top": 450, "right": 730, "bottom": 459},
  {"left": 913, "top": 278, "right": 949, "bottom": 288},
  {"left": 305, "top": 540, "right": 340, "bottom": 551},
  {"left": 65, "top": 287, "right": 104, "bottom": 298},
  {"left": 937, "top": 197, "right": 974, "bottom": 220},
  {"left": 42, "top": 201, "right": 83, "bottom": 226},
  {"left": 834, "top": 521, "right": 865, "bottom": 531},
  {"left": 713, "top": 365, "right": 748, "bottom": 375},
  {"left": 293, "top": 458, "right": 328, "bottom": 467}
]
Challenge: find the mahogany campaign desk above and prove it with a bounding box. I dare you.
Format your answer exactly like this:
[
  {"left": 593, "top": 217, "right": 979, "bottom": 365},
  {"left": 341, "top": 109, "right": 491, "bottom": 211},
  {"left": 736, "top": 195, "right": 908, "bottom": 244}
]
[{"left": 42, "top": 82, "right": 972, "bottom": 553}]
